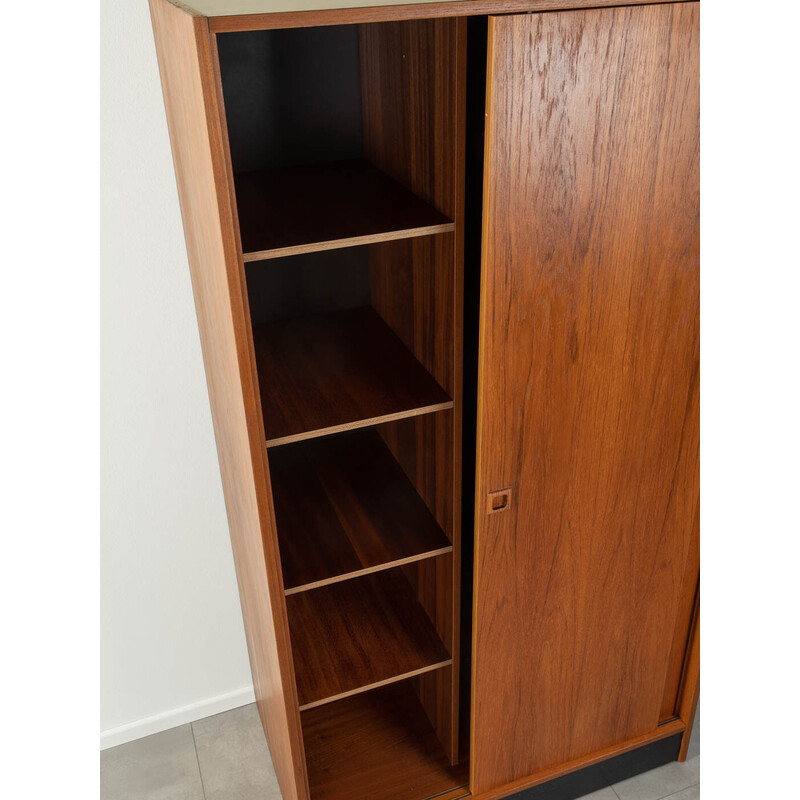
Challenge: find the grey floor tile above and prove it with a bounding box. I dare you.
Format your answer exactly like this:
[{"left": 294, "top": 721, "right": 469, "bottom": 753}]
[
  {"left": 101, "top": 724, "right": 205, "bottom": 800},
  {"left": 661, "top": 786, "right": 700, "bottom": 800},
  {"left": 579, "top": 787, "right": 620, "bottom": 799},
  {"left": 192, "top": 703, "right": 282, "bottom": 800},
  {"left": 611, "top": 757, "right": 699, "bottom": 800}
]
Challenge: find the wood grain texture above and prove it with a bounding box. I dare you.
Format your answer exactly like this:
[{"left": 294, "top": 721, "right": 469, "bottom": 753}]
[
  {"left": 287, "top": 569, "right": 452, "bottom": 709},
  {"left": 269, "top": 429, "right": 452, "bottom": 594},
  {"left": 202, "top": 0, "right": 682, "bottom": 34},
  {"left": 360, "top": 20, "right": 459, "bottom": 219},
  {"left": 252, "top": 306, "right": 453, "bottom": 447},
  {"left": 472, "top": 4, "right": 699, "bottom": 793},
  {"left": 235, "top": 159, "right": 454, "bottom": 262},
  {"left": 301, "top": 681, "right": 469, "bottom": 800},
  {"left": 149, "top": 2, "right": 308, "bottom": 798},
  {"left": 360, "top": 17, "right": 466, "bottom": 763}
]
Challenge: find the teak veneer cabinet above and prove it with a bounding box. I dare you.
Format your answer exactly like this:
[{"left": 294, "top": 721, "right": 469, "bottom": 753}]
[{"left": 150, "top": 1, "right": 699, "bottom": 798}]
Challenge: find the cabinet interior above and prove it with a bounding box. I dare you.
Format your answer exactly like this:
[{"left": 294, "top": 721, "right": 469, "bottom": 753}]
[{"left": 217, "top": 18, "right": 469, "bottom": 800}]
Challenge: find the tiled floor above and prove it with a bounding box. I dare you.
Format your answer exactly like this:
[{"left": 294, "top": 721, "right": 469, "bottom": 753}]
[{"left": 101, "top": 704, "right": 699, "bottom": 800}]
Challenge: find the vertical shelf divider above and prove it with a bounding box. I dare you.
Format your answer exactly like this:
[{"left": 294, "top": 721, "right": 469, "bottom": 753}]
[{"left": 359, "top": 16, "right": 467, "bottom": 765}]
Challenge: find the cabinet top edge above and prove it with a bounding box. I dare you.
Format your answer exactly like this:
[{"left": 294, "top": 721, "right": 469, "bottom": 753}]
[
  {"left": 171, "top": 0, "right": 449, "bottom": 15},
  {"left": 164, "top": 0, "right": 690, "bottom": 31}
]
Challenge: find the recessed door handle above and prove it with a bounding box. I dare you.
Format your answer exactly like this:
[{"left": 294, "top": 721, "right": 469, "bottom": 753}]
[{"left": 487, "top": 488, "right": 512, "bottom": 514}]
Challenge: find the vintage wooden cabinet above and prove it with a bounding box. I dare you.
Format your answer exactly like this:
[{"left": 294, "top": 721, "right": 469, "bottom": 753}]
[{"left": 149, "top": 1, "right": 699, "bottom": 798}]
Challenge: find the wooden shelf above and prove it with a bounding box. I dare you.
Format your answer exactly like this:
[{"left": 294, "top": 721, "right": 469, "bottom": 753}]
[
  {"left": 287, "top": 569, "right": 451, "bottom": 710},
  {"left": 253, "top": 307, "right": 453, "bottom": 447},
  {"left": 302, "top": 681, "right": 469, "bottom": 800},
  {"left": 270, "top": 430, "right": 452, "bottom": 594},
  {"left": 235, "top": 159, "right": 454, "bottom": 261}
]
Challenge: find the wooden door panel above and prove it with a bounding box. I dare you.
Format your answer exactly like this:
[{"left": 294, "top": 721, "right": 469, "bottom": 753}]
[{"left": 472, "top": 3, "right": 699, "bottom": 793}]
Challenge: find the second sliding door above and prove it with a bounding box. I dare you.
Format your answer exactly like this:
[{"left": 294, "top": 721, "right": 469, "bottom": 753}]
[{"left": 471, "top": 4, "right": 700, "bottom": 794}]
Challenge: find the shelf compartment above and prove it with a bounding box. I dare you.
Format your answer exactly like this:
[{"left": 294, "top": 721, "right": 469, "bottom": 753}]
[
  {"left": 270, "top": 430, "right": 452, "bottom": 595},
  {"left": 287, "top": 569, "right": 451, "bottom": 710},
  {"left": 253, "top": 306, "right": 453, "bottom": 447},
  {"left": 302, "top": 681, "right": 469, "bottom": 800},
  {"left": 235, "top": 159, "right": 454, "bottom": 261}
]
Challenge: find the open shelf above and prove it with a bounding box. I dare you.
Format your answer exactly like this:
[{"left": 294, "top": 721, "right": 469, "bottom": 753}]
[
  {"left": 302, "top": 681, "right": 469, "bottom": 800},
  {"left": 253, "top": 306, "right": 453, "bottom": 447},
  {"left": 214, "top": 18, "right": 466, "bottom": 781},
  {"left": 286, "top": 569, "right": 451, "bottom": 710},
  {"left": 235, "top": 159, "right": 454, "bottom": 261},
  {"left": 270, "top": 430, "right": 452, "bottom": 595}
]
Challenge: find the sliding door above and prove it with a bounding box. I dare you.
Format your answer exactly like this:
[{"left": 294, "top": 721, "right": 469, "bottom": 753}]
[{"left": 472, "top": 4, "right": 699, "bottom": 793}]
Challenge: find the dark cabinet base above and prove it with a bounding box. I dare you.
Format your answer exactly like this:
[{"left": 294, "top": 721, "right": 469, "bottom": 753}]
[{"left": 511, "top": 735, "right": 684, "bottom": 800}]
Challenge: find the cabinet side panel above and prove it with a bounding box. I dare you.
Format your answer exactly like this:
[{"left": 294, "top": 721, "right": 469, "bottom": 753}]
[
  {"left": 472, "top": 4, "right": 699, "bottom": 792},
  {"left": 149, "top": 3, "right": 308, "bottom": 798},
  {"left": 677, "top": 609, "right": 700, "bottom": 761},
  {"left": 660, "top": 513, "right": 699, "bottom": 718}
]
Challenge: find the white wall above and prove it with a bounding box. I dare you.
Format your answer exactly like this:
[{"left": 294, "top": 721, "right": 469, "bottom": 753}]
[{"left": 100, "top": 0, "right": 254, "bottom": 749}]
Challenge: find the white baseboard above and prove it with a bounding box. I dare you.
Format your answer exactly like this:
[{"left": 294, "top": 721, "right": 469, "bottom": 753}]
[{"left": 100, "top": 685, "right": 256, "bottom": 750}]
